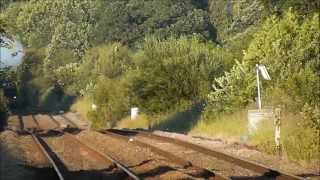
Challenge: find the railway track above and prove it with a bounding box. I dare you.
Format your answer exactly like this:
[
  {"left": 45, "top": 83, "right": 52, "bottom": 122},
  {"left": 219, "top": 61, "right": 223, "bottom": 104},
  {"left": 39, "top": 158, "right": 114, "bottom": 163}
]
[
  {"left": 6, "top": 114, "right": 310, "bottom": 179},
  {"left": 29, "top": 131, "right": 140, "bottom": 180},
  {"left": 15, "top": 113, "right": 140, "bottom": 179},
  {"left": 19, "top": 115, "right": 220, "bottom": 179},
  {"left": 105, "top": 129, "right": 302, "bottom": 180},
  {"left": 99, "top": 130, "right": 226, "bottom": 179},
  {"left": 16, "top": 114, "right": 81, "bottom": 133}
]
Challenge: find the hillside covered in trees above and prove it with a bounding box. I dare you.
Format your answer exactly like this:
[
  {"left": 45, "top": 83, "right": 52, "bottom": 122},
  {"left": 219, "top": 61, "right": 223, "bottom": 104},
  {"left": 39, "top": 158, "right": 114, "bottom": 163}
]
[{"left": 0, "top": 0, "right": 319, "bottom": 162}]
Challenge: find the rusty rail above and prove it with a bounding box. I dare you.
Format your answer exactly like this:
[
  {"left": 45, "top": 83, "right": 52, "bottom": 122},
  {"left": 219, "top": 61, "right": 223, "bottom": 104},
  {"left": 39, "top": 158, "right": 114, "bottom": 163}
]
[
  {"left": 108, "top": 129, "right": 302, "bottom": 180},
  {"left": 60, "top": 115, "right": 79, "bottom": 129},
  {"left": 63, "top": 133, "right": 141, "bottom": 180},
  {"left": 30, "top": 131, "right": 141, "bottom": 180},
  {"left": 100, "top": 130, "right": 227, "bottom": 180},
  {"left": 31, "top": 133, "right": 67, "bottom": 180}
]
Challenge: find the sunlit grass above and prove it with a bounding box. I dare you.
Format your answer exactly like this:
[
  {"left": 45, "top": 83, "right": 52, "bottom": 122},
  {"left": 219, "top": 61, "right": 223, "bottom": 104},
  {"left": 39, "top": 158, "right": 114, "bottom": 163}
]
[
  {"left": 117, "top": 114, "right": 153, "bottom": 129},
  {"left": 191, "top": 109, "right": 320, "bottom": 163},
  {"left": 70, "top": 97, "right": 92, "bottom": 121},
  {"left": 190, "top": 110, "right": 248, "bottom": 139},
  {"left": 73, "top": 97, "right": 319, "bottom": 163}
]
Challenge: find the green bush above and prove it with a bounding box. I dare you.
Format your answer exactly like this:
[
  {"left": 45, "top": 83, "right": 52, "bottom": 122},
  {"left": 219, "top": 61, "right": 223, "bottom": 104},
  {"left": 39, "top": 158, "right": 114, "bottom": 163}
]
[
  {"left": 128, "top": 36, "right": 225, "bottom": 113},
  {"left": 209, "top": 10, "right": 320, "bottom": 115},
  {"left": 87, "top": 77, "right": 130, "bottom": 129},
  {"left": 208, "top": 60, "right": 256, "bottom": 112}
]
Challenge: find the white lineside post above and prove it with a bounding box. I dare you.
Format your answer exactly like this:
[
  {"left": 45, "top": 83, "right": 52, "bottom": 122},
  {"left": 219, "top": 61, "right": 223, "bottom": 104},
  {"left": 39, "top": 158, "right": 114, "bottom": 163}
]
[
  {"left": 131, "top": 107, "right": 139, "bottom": 120},
  {"left": 274, "top": 108, "right": 281, "bottom": 157},
  {"left": 256, "top": 64, "right": 262, "bottom": 110}
]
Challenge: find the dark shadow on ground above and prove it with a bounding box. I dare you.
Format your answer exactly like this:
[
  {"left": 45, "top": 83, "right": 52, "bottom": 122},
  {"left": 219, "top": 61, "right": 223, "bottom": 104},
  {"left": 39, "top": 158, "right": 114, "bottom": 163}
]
[
  {"left": 0, "top": 142, "right": 56, "bottom": 180},
  {"left": 136, "top": 166, "right": 177, "bottom": 178},
  {"left": 150, "top": 102, "right": 205, "bottom": 134},
  {"left": 0, "top": 113, "right": 7, "bottom": 132}
]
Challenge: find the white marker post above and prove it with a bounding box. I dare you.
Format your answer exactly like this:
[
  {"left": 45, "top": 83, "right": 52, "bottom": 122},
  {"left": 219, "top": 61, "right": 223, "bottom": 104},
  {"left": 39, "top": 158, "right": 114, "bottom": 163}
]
[{"left": 131, "top": 107, "right": 139, "bottom": 120}]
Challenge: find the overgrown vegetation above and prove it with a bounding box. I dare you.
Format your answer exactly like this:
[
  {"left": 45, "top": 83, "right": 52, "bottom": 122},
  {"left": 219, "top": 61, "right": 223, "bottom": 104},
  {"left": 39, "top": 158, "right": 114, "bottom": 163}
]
[{"left": 1, "top": 0, "right": 319, "bottom": 162}]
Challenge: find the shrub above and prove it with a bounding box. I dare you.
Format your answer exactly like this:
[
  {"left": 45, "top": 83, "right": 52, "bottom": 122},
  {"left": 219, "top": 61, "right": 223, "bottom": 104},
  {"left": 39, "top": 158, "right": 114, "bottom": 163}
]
[
  {"left": 128, "top": 36, "right": 225, "bottom": 113},
  {"left": 244, "top": 11, "right": 319, "bottom": 107},
  {"left": 208, "top": 10, "right": 320, "bottom": 116},
  {"left": 87, "top": 76, "right": 130, "bottom": 129},
  {"left": 207, "top": 60, "right": 256, "bottom": 112}
]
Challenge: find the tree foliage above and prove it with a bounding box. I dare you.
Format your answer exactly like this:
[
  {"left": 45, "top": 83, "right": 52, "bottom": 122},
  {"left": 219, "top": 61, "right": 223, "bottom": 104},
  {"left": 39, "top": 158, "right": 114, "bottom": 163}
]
[
  {"left": 208, "top": 0, "right": 265, "bottom": 41},
  {"left": 244, "top": 10, "right": 320, "bottom": 106},
  {"left": 1, "top": 0, "right": 319, "bottom": 133},
  {"left": 208, "top": 10, "right": 320, "bottom": 131},
  {"left": 128, "top": 36, "right": 225, "bottom": 113},
  {"left": 94, "top": 0, "right": 216, "bottom": 46}
]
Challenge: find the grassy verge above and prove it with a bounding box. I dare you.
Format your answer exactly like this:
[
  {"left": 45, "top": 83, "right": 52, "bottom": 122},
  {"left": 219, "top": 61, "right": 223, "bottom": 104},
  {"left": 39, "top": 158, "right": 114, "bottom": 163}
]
[
  {"left": 71, "top": 96, "right": 319, "bottom": 163},
  {"left": 116, "top": 114, "right": 154, "bottom": 129},
  {"left": 70, "top": 96, "right": 92, "bottom": 121},
  {"left": 190, "top": 110, "right": 248, "bottom": 140},
  {"left": 191, "top": 109, "right": 320, "bottom": 163}
]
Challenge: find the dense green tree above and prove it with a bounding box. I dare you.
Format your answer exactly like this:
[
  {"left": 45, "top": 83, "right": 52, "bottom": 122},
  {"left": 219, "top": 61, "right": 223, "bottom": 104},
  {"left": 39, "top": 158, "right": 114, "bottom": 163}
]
[
  {"left": 208, "top": 0, "right": 265, "bottom": 41},
  {"left": 244, "top": 10, "right": 320, "bottom": 107},
  {"left": 95, "top": 0, "right": 216, "bottom": 46},
  {"left": 209, "top": 10, "right": 320, "bottom": 115},
  {"left": 2, "top": 0, "right": 97, "bottom": 58},
  {"left": 259, "top": 0, "right": 320, "bottom": 15}
]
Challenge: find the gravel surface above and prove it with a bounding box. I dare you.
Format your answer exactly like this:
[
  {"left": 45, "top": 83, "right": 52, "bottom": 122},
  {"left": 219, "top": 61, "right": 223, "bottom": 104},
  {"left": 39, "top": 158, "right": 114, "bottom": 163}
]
[
  {"left": 0, "top": 130, "right": 49, "bottom": 168},
  {"left": 132, "top": 134, "right": 259, "bottom": 178},
  {"left": 34, "top": 114, "right": 59, "bottom": 130},
  {"left": 64, "top": 112, "right": 91, "bottom": 129},
  {"left": 4, "top": 112, "right": 318, "bottom": 179},
  {"left": 153, "top": 130, "right": 320, "bottom": 178},
  {"left": 76, "top": 130, "right": 197, "bottom": 179},
  {"left": 44, "top": 135, "right": 114, "bottom": 171},
  {"left": 0, "top": 131, "right": 56, "bottom": 180},
  {"left": 51, "top": 115, "right": 71, "bottom": 129},
  {"left": 22, "top": 115, "right": 38, "bottom": 130},
  {"left": 18, "top": 135, "right": 50, "bottom": 167}
]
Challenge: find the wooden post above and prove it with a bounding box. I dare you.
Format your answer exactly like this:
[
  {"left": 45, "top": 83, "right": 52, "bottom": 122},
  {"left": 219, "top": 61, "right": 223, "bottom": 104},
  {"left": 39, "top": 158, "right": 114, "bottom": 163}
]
[{"left": 274, "top": 108, "right": 281, "bottom": 157}]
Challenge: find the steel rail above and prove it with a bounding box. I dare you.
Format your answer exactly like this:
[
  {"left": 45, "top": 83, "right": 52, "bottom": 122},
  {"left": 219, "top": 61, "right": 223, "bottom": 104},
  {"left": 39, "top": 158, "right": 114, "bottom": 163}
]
[
  {"left": 31, "top": 131, "right": 141, "bottom": 180},
  {"left": 63, "top": 133, "right": 141, "bottom": 180},
  {"left": 101, "top": 130, "right": 227, "bottom": 180},
  {"left": 108, "top": 129, "right": 302, "bottom": 180},
  {"left": 48, "top": 115, "right": 61, "bottom": 129},
  {"left": 17, "top": 115, "right": 24, "bottom": 132},
  {"left": 60, "top": 115, "right": 79, "bottom": 129},
  {"left": 31, "top": 133, "right": 66, "bottom": 180},
  {"left": 31, "top": 114, "right": 41, "bottom": 131}
]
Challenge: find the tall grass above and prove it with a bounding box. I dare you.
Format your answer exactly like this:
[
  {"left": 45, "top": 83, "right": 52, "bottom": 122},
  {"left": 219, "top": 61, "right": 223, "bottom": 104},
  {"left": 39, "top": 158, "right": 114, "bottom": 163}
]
[
  {"left": 191, "top": 109, "right": 320, "bottom": 163},
  {"left": 191, "top": 110, "right": 248, "bottom": 139},
  {"left": 70, "top": 96, "right": 92, "bottom": 121},
  {"left": 117, "top": 114, "right": 153, "bottom": 129}
]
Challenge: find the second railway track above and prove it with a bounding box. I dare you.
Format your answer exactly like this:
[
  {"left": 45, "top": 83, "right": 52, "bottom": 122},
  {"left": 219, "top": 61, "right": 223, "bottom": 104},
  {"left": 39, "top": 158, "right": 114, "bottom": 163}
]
[{"left": 106, "top": 129, "right": 302, "bottom": 180}]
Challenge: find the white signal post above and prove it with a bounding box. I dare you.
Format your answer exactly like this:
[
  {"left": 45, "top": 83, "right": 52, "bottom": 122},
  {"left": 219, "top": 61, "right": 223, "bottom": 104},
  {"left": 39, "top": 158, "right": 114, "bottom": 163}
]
[
  {"left": 256, "top": 64, "right": 262, "bottom": 110},
  {"left": 255, "top": 64, "right": 280, "bottom": 155},
  {"left": 256, "top": 64, "right": 271, "bottom": 110}
]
